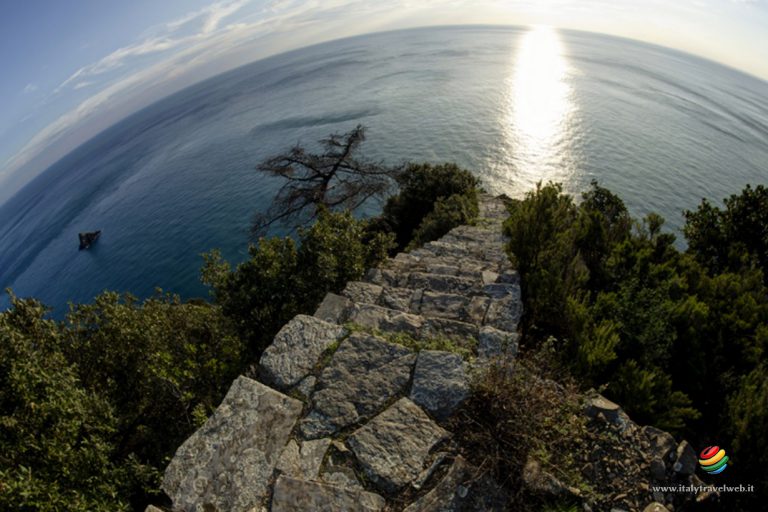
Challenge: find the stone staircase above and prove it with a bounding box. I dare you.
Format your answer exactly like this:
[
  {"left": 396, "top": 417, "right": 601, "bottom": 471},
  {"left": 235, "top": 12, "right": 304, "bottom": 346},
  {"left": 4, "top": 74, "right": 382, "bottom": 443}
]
[{"left": 159, "top": 195, "right": 522, "bottom": 511}]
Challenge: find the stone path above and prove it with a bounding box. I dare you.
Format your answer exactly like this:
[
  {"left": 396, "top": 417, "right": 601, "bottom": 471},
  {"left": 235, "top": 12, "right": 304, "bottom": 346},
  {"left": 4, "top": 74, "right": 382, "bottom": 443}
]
[{"left": 161, "top": 195, "right": 522, "bottom": 511}]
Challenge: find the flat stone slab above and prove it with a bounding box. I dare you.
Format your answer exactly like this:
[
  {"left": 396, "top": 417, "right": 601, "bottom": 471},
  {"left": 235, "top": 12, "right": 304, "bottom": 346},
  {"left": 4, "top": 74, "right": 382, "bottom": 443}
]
[
  {"left": 478, "top": 326, "right": 519, "bottom": 360},
  {"left": 419, "top": 291, "right": 470, "bottom": 321},
  {"left": 314, "top": 293, "right": 352, "bottom": 324},
  {"left": 403, "top": 456, "right": 473, "bottom": 512},
  {"left": 380, "top": 286, "right": 422, "bottom": 312},
  {"left": 271, "top": 475, "right": 386, "bottom": 512},
  {"left": 347, "top": 303, "right": 423, "bottom": 336},
  {"left": 347, "top": 398, "right": 450, "bottom": 492},
  {"left": 408, "top": 272, "right": 478, "bottom": 295},
  {"left": 300, "top": 334, "right": 416, "bottom": 438},
  {"left": 276, "top": 438, "right": 331, "bottom": 479},
  {"left": 422, "top": 317, "right": 478, "bottom": 343},
  {"left": 342, "top": 281, "right": 384, "bottom": 304},
  {"left": 410, "top": 350, "right": 469, "bottom": 420},
  {"left": 483, "top": 293, "right": 522, "bottom": 332},
  {"left": 162, "top": 376, "right": 302, "bottom": 512},
  {"left": 584, "top": 393, "right": 622, "bottom": 423},
  {"left": 259, "top": 315, "right": 347, "bottom": 390}
]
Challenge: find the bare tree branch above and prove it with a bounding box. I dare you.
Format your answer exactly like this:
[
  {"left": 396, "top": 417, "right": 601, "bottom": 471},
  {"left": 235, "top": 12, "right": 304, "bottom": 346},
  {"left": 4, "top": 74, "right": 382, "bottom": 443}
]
[{"left": 251, "top": 125, "right": 398, "bottom": 237}]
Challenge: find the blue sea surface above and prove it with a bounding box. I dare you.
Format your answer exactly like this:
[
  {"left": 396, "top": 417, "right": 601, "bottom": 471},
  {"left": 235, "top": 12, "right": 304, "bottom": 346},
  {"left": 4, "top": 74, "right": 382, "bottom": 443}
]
[{"left": 1, "top": 26, "right": 767, "bottom": 314}]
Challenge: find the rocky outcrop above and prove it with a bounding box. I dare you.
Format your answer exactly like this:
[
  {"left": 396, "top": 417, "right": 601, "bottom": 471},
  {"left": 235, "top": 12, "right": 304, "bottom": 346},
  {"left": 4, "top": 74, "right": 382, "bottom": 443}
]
[
  {"left": 162, "top": 377, "right": 302, "bottom": 512},
  {"left": 159, "top": 195, "right": 708, "bottom": 512}
]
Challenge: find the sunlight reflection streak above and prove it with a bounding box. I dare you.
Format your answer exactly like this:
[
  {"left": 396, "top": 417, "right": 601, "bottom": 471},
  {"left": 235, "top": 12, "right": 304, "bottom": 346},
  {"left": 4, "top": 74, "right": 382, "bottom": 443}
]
[{"left": 501, "top": 26, "right": 578, "bottom": 193}]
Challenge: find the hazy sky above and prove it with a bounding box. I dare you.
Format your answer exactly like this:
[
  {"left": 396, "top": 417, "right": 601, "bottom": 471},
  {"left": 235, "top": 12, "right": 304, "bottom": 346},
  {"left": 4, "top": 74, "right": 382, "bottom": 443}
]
[{"left": 1, "top": 0, "right": 767, "bottom": 203}]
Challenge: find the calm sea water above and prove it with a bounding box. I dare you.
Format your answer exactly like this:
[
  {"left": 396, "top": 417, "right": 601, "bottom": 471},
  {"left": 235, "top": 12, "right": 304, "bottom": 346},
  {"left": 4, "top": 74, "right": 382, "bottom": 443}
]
[{"left": 2, "top": 26, "right": 767, "bottom": 314}]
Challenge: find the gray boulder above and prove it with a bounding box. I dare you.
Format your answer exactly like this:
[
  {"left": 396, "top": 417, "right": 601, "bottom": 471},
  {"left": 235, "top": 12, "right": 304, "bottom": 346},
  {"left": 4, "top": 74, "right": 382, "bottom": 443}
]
[
  {"left": 347, "top": 398, "right": 449, "bottom": 492},
  {"left": 643, "top": 425, "right": 678, "bottom": 462},
  {"left": 300, "top": 334, "right": 416, "bottom": 438},
  {"left": 259, "top": 315, "right": 347, "bottom": 390},
  {"left": 673, "top": 440, "right": 697, "bottom": 475},
  {"left": 162, "top": 376, "right": 302, "bottom": 512},
  {"left": 410, "top": 350, "right": 469, "bottom": 420}
]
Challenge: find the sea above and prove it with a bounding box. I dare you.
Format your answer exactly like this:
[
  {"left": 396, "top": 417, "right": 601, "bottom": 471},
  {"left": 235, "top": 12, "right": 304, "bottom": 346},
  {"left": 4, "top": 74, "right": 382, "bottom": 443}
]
[{"left": 2, "top": 26, "right": 767, "bottom": 314}]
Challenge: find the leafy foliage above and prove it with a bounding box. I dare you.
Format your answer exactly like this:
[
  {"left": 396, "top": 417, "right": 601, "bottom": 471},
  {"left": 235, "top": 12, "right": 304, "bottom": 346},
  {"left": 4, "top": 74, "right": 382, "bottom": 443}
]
[
  {"left": 504, "top": 181, "right": 768, "bottom": 505},
  {"left": 684, "top": 184, "right": 768, "bottom": 279},
  {"left": 62, "top": 293, "right": 243, "bottom": 479},
  {"left": 0, "top": 291, "right": 243, "bottom": 511},
  {"left": 203, "top": 208, "right": 394, "bottom": 356},
  {"left": 380, "top": 162, "right": 479, "bottom": 250},
  {"left": 0, "top": 295, "right": 127, "bottom": 511}
]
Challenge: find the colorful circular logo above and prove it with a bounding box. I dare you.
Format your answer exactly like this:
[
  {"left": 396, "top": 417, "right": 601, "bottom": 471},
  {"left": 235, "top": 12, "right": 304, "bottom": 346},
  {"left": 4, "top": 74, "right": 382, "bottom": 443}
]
[{"left": 699, "top": 446, "right": 728, "bottom": 475}]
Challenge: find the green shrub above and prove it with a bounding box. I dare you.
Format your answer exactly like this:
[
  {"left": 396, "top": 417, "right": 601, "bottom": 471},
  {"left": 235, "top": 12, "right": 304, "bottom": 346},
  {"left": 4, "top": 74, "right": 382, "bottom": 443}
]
[
  {"left": 203, "top": 208, "right": 394, "bottom": 356},
  {"left": 0, "top": 295, "right": 128, "bottom": 511},
  {"left": 684, "top": 184, "right": 768, "bottom": 279},
  {"left": 382, "top": 162, "right": 479, "bottom": 250},
  {"left": 407, "top": 192, "right": 479, "bottom": 250},
  {"left": 62, "top": 292, "right": 243, "bottom": 475},
  {"left": 503, "top": 182, "right": 586, "bottom": 340},
  {"left": 504, "top": 181, "right": 768, "bottom": 508}
]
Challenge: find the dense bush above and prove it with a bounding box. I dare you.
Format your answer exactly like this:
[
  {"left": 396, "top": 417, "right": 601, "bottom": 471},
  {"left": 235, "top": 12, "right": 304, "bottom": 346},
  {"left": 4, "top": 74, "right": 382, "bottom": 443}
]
[
  {"left": 381, "top": 162, "right": 479, "bottom": 250},
  {"left": 684, "top": 184, "right": 768, "bottom": 279},
  {"left": 504, "top": 181, "right": 768, "bottom": 506},
  {"left": 0, "top": 292, "right": 243, "bottom": 510},
  {"left": 202, "top": 208, "right": 394, "bottom": 356}
]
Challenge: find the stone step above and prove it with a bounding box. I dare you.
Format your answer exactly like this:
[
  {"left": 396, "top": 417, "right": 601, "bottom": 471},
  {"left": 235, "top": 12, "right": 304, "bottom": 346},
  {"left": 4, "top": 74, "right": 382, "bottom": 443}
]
[
  {"left": 271, "top": 476, "right": 386, "bottom": 512},
  {"left": 346, "top": 397, "right": 450, "bottom": 493},
  {"left": 345, "top": 299, "right": 482, "bottom": 345},
  {"left": 300, "top": 333, "right": 416, "bottom": 439},
  {"left": 162, "top": 377, "right": 303, "bottom": 512},
  {"left": 341, "top": 276, "right": 522, "bottom": 331},
  {"left": 259, "top": 315, "right": 348, "bottom": 391},
  {"left": 406, "top": 271, "right": 482, "bottom": 295},
  {"left": 378, "top": 256, "right": 505, "bottom": 282}
]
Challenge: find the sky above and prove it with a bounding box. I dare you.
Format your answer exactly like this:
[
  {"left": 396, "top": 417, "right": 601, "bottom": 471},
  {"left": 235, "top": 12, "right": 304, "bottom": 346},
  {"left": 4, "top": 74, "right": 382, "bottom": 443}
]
[{"left": 1, "top": 0, "right": 767, "bottom": 204}]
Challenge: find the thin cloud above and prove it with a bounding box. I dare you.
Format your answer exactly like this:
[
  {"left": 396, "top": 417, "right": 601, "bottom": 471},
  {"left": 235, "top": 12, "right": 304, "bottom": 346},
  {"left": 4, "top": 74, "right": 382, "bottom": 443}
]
[
  {"left": 22, "top": 84, "right": 38, "bottom": 94},
  {"left": 55, "top": 1, "right": 252, "bottom": 94},
  {"left": 202, "top": 0, "right": 251, "bottom": 33}
]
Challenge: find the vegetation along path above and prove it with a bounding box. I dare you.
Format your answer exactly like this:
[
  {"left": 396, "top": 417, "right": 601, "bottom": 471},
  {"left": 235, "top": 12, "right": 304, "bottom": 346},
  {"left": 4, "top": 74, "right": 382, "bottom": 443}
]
[{"left": 158, "top": 195, "right": 711, "bottom": 512}]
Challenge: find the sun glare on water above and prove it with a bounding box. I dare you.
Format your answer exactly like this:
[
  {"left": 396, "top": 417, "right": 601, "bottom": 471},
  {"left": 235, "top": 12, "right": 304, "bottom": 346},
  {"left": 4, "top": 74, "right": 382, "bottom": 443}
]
[{"left": 498, "top": 25, "right": 579, "bottom": 192}]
